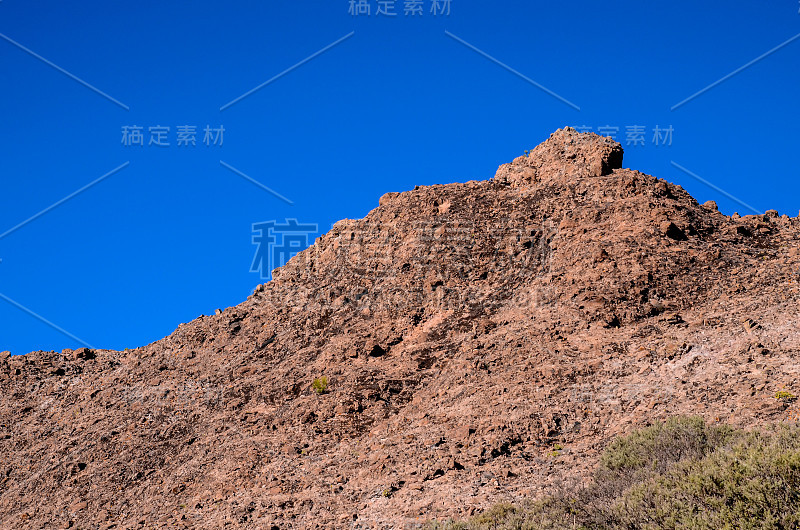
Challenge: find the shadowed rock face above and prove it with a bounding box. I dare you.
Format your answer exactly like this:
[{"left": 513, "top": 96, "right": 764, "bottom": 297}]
[{"left": 1, "top": 129, "right": 799, "bottom": 529}]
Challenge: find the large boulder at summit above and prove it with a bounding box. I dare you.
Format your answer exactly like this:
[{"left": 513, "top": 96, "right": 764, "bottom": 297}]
[{"left": 494, "top": 127, "right": 624, "bottom": 186}]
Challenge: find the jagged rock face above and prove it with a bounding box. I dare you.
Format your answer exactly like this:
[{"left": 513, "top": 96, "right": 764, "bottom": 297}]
[
  {"left": 494, "top": 127, "right": 624, "bottom": 186},
  {"left": 1, "top": 129, "right": 799, "bottom": 528}
]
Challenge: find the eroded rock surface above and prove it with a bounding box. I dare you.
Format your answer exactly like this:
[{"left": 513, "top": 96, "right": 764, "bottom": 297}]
[{"left": 1, "top": 128, "right": 798, "bottom": 529}]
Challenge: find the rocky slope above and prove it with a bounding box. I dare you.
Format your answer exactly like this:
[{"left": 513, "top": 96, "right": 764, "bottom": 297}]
[{"left": 1, "top": 128, "right": 799, "bottom": 529}]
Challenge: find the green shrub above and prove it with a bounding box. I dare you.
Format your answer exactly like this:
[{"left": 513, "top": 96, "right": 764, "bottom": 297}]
[
  {"left": 428, "top": 418, "right": 800, "bottom": 529},
  {"left": 597, "top": 416, "right": 733, "bottom": 478},
  {"left": 613, "top": 425, "right": 800, "bottom": 528},
  {"left": 312, "top": 376, "right": 329, "bottom": 395},
  {"left": 776, "top": 390, "right": 797, "bottom": 402}
]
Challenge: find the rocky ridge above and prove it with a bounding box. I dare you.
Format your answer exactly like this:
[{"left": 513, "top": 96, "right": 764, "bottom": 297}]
[{"left": 0, "top": 128, "right": 799, "bottom": 528}]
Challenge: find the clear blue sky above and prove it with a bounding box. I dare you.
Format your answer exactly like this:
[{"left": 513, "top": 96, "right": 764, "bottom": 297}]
[{"left": 1, "top": 1, "right": 798, "bottom": 355}]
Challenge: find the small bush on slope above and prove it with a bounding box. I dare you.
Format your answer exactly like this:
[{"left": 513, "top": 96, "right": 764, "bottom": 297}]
[
  {"left": 429, "top": 417, "right": 800, "bottom": 529},
  {"left": 312, "top": 376, "right": 329, "bottom": 394}
]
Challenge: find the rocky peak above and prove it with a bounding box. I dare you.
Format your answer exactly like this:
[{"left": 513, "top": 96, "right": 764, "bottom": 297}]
[
  {"left": 0, "top": 129, "right": 798, "bottom": 529},
  {"left": 494, "top": 127, "right": 624, "bottom": 187}
]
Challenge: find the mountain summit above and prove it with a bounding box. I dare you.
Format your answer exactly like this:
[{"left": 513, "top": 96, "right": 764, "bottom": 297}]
[
  {"left": 495, "top": 127, "right": 624, "bottom": 186},
  {"left": 1, "top": 129, "right": 798, "bottom": 528}
]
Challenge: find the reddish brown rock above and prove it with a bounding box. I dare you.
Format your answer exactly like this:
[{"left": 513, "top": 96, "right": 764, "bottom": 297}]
[
  {"left": 0, "top": 128, "right": 799, "bottom": 528},
  {"left": 494, "top": 127, "right": 623, "bottom": 186}
]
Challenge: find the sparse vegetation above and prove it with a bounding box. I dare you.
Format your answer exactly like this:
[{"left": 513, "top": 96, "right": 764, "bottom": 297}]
[
  {"left": 429, "top": 417, "right": 800, "bottom": 529},
  {"left": 776, "top": 390, "right": 797, "bottom": 402},
  {"left": 312, "top": 376, "right": 329, "bottom": 395}
]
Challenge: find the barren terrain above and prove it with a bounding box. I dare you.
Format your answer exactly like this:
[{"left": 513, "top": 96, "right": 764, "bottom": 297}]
[{"left": 1, "top": 128, "right": 798, "bottom": 529}]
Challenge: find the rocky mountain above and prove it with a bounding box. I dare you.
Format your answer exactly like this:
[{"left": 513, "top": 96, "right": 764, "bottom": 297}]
[{"left": 1, "top": 128, "right": 798, "bottom": 529}]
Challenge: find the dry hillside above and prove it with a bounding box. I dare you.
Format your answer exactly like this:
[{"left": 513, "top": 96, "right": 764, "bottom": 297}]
[{"left": 1, "top": 128, "right": 799, "bottom": 529}]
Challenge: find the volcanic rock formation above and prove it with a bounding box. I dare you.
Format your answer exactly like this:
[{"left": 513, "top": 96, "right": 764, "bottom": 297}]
[{"left": 1, "top": 128, "right": 799, "bottom": 528}]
